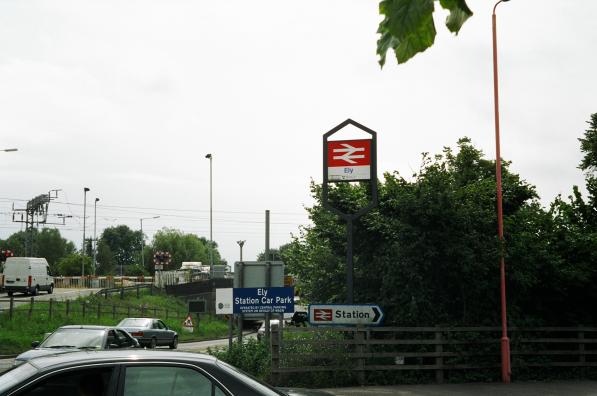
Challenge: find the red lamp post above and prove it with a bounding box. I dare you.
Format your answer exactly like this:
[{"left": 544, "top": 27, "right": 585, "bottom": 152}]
[{"left": 492, "top": 0, "right": 511, "bottom": 384}]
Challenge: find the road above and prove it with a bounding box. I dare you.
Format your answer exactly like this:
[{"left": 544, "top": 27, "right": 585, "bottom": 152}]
[{"left": 0, "top": 288, "right": 100, "bottom": 311}]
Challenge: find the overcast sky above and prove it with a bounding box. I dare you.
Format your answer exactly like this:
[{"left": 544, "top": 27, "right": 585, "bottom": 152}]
[{"left": 1, "top": 0, "right": 596, "bottom": 266}]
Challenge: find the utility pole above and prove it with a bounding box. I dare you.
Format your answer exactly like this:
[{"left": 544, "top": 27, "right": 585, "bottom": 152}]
[
  {"left": 82, "top": 187, "right": 90, "bottom": 277},
  {"left": 93, "top": 198, "right": 99, "bottom": 275},
  {"left": 205, "top": 153, "right": 214, "bottom": 278}
]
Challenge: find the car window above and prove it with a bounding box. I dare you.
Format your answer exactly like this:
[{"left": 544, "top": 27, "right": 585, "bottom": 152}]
[
  {"left": 158, "top": 321, "right": 166, "bottom": 330},
  {"left": 14, "top": 366, "right": 114, "bottom": 396},
  {"left": 118, "top": 319, "right": 151, "bottom": 327},
  {"left": 123, "top": 366, "right": 220, "bottom": 396},
  {"left": 152, "top": 321, "right": 160, "bottom": 329}
]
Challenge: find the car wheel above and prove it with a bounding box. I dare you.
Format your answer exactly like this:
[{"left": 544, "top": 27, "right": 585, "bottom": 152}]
[
  {"left": 7, "top": 291, "right": 13, "bottom": 297},
  {"left": 169, "top": 336, "right": 178, "bottom": 349},
  {"left": 149, "top": 338, "right": 157, "bottom": 349},
  {"left": 48, "top": 284, "right": 53, "bottom": 295},
  {"left": 32, "top": 286, "right": 39, "bottom": 296}
]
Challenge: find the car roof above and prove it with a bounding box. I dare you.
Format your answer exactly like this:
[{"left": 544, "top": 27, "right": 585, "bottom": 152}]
[
  {"left": 118, "top": 317, "right": 155, "bottom": 320},
  {"left": 26, "top": 350, "right": 218, "bottom": 371},
  {"left": 57, "top": 325, "right": 114, "bottom": 330}
]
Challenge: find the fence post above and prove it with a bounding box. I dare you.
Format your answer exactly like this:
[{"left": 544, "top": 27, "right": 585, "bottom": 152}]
[
  {"left": 9, "top": 296, "right": 14, "bottom": 320},
  {"left": 165, "top": 309, "right": 168, "bottom": 320},
  {"left": 136, "top": 284, "right": 140, "bottom": 298},
  {"left": 154, "top": 308, "right": 157, "bottom": 317},
  {"left": 355, "top": 327, "right": 366, "bottom": 386},
  {"left": 579, "top": 328, "right": 586, "bottom": 378},
  {"left": 66, "top": 300, "right": 70, "bottom": 317},
  {"left": 271, "top": 325, "right": 280, "bottom": 385},
  {"left": 82, "top": 301, "right": 86, "bottom": 318},
  {"left": 127, "top": 305, "right": 131, "bottom": 316},
  {"left": 28, "top": 297, "right": 34, "bottom": 319},
  {"left": 49, "top": 298, "right": 53, "bottom": 319},
  {"left": 97, "top": 303, "right": 101, "bottom": 319},
  {"left": 104, "top": 290, "right": 108, "bottom": 300},
  {"left": 435, "top": 328, "right": 444, "bottom": 384},
  {"left": 120, "top": 287, "right": 124, "bottom": 300},
  {"left": 113, "top": 304, "right": 116, "bottom": 319}
]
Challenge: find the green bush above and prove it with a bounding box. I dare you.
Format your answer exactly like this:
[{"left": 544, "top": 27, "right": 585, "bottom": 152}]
[{"left": 208, "top": 338, "right": 271, "bottom": 381}]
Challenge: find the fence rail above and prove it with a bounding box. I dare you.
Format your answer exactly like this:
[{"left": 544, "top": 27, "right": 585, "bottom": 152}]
[
  {"left": 52, "top": 276, "right": 153, "bottom": 289},
  {"left": 270, "top": 326, "right": 597, "bottom": 385}
]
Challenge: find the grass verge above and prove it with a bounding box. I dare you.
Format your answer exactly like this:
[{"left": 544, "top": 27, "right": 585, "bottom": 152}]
[{"left": 0, "top": 288, "right": 228, "bottom": 355}]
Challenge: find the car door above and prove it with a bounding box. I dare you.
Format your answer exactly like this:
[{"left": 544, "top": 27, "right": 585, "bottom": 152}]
[
  {"left": 118, "top": 364, "right": 230, "bottom": 396},
  {"left": 7, "top": 364, "right": 118, "bottom": 396},
  {"left": 156, "top": 320, "right": 172, "bottom": 344}
]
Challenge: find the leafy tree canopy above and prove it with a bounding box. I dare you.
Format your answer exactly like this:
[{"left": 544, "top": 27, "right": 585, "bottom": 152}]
[
  {"left": 57, "top": 253, "right": 92, "bottom": 276},
  {"left": 148, "top": 228, "right": 223, "bottom": 272},
  {"left": 283, "top": 137, "right": 594, "bottom": 326}
]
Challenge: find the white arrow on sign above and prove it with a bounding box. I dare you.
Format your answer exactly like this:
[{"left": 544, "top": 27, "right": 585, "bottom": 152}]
[{"left": 333, "top": 144, "right": 365, "bottom": 164}]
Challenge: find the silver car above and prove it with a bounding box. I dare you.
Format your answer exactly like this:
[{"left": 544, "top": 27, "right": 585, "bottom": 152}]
[{"left": 116, "top": 317, "right": 178, "bottom": 349}]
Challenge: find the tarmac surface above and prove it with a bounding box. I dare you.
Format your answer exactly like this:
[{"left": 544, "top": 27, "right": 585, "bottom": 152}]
[{"left": 319, "top": 381, "right": 597, "bottom": 395}]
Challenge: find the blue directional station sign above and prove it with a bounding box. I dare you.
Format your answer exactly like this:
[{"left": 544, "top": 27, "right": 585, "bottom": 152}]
[
  {"left": 309, "top": 304, "right": 384, "bottom": 326},
  {"left": 233, "top": 287, "right": 294, "bottom": 314}
]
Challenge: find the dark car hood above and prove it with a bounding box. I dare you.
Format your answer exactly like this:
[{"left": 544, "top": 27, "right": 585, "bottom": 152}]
[
  {"left": 278, "top": 388, "right": 335, "bottom": 396},
  {"left": 15, "top": 348, "right": 78, "bottom": 363}
]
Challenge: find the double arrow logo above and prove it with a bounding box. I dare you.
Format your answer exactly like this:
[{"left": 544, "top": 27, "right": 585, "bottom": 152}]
[{"left": 332, "top": 144, "right": 365, "bottom": 164}]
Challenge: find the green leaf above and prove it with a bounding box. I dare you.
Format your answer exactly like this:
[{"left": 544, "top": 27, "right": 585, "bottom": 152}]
[
  {"left": 439, "top": 0, "right": 473, "bottom": 34},
  {"left": 377, "top": 0, "right": 473, "bottom": 66},
  {"left": 377, "top": 0, "right": 436, "bottom": 65}
]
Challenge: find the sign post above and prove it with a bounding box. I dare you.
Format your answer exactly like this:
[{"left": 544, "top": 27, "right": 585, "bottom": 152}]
[{"left": 323, "top": 119, "right": 378, "bottom": 303}]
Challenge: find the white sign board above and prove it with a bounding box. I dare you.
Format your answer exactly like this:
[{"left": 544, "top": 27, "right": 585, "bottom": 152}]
[
  {"left": 215, "top": 288, "right": 233, "bottom": 314},
  {"left": 309, "top": 304, "right": 384, "bottom": 326}
]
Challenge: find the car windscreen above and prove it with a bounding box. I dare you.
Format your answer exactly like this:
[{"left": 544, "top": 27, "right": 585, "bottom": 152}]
[
  {"left": 118, "top": 319, "right": 151, "bottom": 327},
  {"left": 40, "top": 328, "right": 105, "bottom": 349},
  {"left": 0, "top": 362, "right": 38, "bottom": 393}
]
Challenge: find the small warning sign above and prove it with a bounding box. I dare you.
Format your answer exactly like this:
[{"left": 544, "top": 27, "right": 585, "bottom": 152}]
[{"left": 182, "top": 314, "right": 194, "bottom": 332}]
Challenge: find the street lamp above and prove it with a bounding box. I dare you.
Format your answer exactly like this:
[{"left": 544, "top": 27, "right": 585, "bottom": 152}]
[
  {"left": 140, "top": 216, "right": 160, "bottom": 271},
  {"left": 93, "top": 198, "right": 100, "bottom": 275},
  {"left": 205, "top": 153, "right": 214, "bottom": 277},
  {"left": 237, "top": 240, "right": 245, "bottom": 262},
  {"left": 492, "top": 0, "right": 511, "bottom": 384},
  {"left": 82, "top": 187, "right": 90, "bottom": 278},
  {"left": 1, "top": 148, "right": 18, "bottom": 152}
]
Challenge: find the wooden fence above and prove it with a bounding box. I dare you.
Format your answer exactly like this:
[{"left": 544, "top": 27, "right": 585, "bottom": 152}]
[
  {"left": 0, "top": 293, "right": 186, "bottom": 322},
  {"left": 270, "top": 326, "right": 597, "bottom": 385}
]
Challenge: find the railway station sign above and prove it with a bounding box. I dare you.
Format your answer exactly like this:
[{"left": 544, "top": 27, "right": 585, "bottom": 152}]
[
  {"left": 308, "top": 304, "right": 384, "bottom": 326},
  {"left": 327, "top": 139, "right": 372, "bottom": 182}
]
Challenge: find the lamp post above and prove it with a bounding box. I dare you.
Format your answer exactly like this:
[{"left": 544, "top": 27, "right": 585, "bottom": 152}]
[
  {"left": 205, "top": 153, "right": 214, "bottom": 277},
  {"left": 236, "top": 240, "right": 245, "bottom": 262},
  {"left": 93, "top": 198, "right": 100, "bottom": 275},
  {"left": 82, "top": 188, "right": 90, "bottom": 278},
  {"left": 493, "top": 0, "right": 511, "bottom": 384},
  {"left": 140, "top": 216, "right": 160, "bottom": 271}
]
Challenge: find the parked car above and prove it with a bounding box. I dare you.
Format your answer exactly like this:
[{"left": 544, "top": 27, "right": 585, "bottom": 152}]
[
  {"left": 288, "top": 311, "right": 308, "bottom": 327},
  {"left": 2, "top": 257, "right": 53, "bottom": 297},
  {"left": 0, "top": 350, "right": 334, "bottom": 396},
  {"left": 257, "top": 319, "right": 280, "bottom": 341},
  {"left": 13, "top": 325, "right": 140, "bottom": 366},
  {"left": 116, "top": 317, "right": 178, "bottom": 349}
]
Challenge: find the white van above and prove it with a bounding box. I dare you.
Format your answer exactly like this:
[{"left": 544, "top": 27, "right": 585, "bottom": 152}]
[{"left": 2, "top": 257, "right": 54, "bottom": 296}]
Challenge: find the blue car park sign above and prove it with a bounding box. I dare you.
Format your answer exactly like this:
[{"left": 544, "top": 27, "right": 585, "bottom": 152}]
[{"left": 233, "top": 287, "right": 294, "bottom": 314}]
